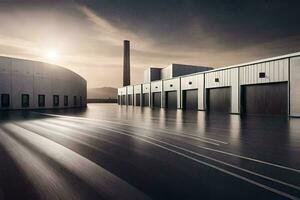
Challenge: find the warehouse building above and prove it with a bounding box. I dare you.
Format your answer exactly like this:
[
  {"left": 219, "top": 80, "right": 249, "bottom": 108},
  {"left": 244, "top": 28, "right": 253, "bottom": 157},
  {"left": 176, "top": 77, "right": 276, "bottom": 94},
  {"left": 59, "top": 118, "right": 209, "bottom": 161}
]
[
  {"left": 0, "top": 56, "right": 87, "bottom": 110},
  {"left": 118, "top": 52, "right": 300, "bottom": 117}
]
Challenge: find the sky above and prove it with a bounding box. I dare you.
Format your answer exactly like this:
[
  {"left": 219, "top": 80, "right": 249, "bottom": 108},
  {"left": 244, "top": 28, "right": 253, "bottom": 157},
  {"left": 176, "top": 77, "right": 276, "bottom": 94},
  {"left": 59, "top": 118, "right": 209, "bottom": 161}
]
[{"left": 0, "top": 0, "right": 300, "bottom": 88}]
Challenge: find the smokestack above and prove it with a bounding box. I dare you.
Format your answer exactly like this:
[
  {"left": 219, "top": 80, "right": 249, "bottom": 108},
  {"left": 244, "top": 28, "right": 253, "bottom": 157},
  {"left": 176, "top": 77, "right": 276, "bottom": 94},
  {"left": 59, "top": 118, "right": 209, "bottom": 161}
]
[{"left": 123, "top": 40, "right": 130, "bottom": 86}]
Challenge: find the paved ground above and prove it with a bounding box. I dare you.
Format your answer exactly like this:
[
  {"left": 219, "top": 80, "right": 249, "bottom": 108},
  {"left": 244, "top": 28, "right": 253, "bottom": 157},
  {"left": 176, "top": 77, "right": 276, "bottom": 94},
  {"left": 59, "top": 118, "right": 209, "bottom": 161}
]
[{"left": 0, "top": 103, "right": 300, "bottom": 200}]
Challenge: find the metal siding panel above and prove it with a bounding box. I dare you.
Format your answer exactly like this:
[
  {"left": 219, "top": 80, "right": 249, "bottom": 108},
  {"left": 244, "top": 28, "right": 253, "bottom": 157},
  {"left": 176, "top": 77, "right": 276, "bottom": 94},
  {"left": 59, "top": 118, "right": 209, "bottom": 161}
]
[
  {"left": 231, "top": 68, "right": 239, "bottom": 113},
  {"left": 290, "top": 56, "right": 300, "bottom": 116},
  {"left": 197, "top": 74, "right": 204, "bottom": 110}
]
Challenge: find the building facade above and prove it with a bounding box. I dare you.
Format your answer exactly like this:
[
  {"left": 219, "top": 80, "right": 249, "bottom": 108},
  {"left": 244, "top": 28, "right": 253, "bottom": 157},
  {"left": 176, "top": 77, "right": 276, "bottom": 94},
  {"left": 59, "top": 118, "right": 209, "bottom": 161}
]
[
  {"left": 118, "top": 52, "right": 300, "bottom": 117},
  {"left": 0, "top": 56, "right": 87, "bottom": 110}
]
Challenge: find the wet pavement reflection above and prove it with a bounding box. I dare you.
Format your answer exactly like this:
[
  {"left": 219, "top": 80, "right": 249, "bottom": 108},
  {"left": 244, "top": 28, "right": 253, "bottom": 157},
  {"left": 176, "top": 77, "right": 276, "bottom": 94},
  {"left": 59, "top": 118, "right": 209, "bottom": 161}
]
[{"left": 0, "top": 104, "right": 300, "bottom": 200}]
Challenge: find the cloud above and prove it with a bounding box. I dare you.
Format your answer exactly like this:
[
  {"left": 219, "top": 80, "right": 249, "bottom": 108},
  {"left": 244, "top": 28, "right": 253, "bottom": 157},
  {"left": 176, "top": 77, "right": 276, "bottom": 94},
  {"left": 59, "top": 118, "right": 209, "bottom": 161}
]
[{"left": 0, "top": 2, "right": 299, "bottom": 88}]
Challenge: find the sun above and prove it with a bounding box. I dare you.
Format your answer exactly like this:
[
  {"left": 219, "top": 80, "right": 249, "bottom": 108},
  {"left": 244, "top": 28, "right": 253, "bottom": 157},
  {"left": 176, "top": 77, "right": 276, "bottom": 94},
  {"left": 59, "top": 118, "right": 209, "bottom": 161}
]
[{"left": 44, "top": 50, "right": 60, "bottom": 63}]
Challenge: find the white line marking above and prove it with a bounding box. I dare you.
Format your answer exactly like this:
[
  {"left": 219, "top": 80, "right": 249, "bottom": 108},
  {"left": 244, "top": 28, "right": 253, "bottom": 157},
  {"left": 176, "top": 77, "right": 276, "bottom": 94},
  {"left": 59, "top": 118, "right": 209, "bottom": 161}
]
[
  {"left": 36, "top": 116, "right": 300, "bottom": 198},
  {"left": 39, "top": 112, "right": 228, "bottom": 145},
  {"left": 40, "top": 113, "right": 300, "bottom": 175}
]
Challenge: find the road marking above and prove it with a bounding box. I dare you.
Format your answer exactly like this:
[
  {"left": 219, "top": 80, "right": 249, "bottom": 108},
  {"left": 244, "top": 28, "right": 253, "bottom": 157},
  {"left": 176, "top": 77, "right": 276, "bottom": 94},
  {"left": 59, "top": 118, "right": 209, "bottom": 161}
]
[
  {"left": 40, "top": 113, "right": 300, "bottom": 175},
  {"left": 38, "top": 112, "right": 228, "bottom": 145},
  {"left": 37, "top": 116, "right": 300, "bottom": 197}
]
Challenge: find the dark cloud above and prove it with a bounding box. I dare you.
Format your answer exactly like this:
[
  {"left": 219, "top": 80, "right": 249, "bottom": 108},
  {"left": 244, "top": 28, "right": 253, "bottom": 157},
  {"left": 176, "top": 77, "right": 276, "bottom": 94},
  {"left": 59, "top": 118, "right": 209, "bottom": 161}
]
[{"left": 0, "top": 0, "right": 300, "bottom": 88}]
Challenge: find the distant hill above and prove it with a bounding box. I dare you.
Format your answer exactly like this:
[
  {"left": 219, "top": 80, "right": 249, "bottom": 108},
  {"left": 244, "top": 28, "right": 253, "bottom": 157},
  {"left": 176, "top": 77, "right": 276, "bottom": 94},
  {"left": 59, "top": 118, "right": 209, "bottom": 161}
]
[{"left": 87, "top": 87, "right": 117, "bottom": 99}]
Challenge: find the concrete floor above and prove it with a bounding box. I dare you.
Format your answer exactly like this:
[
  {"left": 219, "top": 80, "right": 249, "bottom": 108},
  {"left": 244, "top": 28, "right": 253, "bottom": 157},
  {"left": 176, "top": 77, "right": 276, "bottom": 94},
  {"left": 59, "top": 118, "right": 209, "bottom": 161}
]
[{"left": 0, "top": 104, "right": 300, "bottom": 200}]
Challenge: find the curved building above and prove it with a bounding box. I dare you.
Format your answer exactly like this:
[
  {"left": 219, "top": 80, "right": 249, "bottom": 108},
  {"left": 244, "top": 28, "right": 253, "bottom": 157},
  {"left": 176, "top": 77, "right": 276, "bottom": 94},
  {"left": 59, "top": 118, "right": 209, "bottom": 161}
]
[{"left": 0, "top": 56, "right": 87, "bottom": 110}]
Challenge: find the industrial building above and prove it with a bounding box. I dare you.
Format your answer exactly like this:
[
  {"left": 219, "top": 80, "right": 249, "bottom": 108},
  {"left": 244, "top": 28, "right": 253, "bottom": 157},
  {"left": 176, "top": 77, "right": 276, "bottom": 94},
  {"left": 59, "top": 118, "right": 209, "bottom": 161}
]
[
  {"left": 0, "top": 56, "right": 87, "bottom": 110},
  {"left": 118, "top": 52, "right": 300, "bottom": 117}
]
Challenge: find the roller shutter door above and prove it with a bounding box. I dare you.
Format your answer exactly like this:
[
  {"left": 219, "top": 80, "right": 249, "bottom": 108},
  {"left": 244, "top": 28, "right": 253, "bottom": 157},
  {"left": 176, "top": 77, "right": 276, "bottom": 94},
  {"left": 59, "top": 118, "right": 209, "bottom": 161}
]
[
  {"left": 166, "top": 91, "right": 177, "bottom": 109},
  {"left": 182, "top": 89, "right": 198, "bottom": 110},
  {"left": 152, "top": 92, "right": 161, "bottom": 108},
  {"left": 142, "top": 93, "right": 149, "bottom": 106},
  {"left": 118, "top": 95, "right": 121, "bottom": 105},
  {"left": 121, "top": 95, "right": 126, "bottom": 105},
  {"left": 241, "top": 82, "right": 288, "bottom": 116},
  {"left": 207, "top": 87, "right": 231, "bottom": 113},
  {"left": 136, "top": 94, "right": 141, "bottom": 106},
  {"left": 128, "top": 94, "right": 133, "bottom": 105}
]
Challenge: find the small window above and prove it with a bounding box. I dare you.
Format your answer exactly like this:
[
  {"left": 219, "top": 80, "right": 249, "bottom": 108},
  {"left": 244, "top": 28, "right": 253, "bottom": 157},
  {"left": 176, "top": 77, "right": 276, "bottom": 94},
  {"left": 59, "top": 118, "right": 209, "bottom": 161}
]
[
  {"left": 22, "top": 94, "right": 29, "bottom": 108},
  {"left": 215, "top": 78, "right": 219, "bottom": 82},
  {"left": 73, "top": 96, "right": 77, "bottom": 106},
  {"left": 170, "top": 84, "right": 173, "bottom": 87},
  {"left": 53, "top": 95, "right": 59, "bottom": 107},
  {"left": 64, "top": 96, "right": 69, "bottom": 106},
  {"left": 79, "top": 96, "right": 83, "bottom": 106},
  {"left": 1, "top": 94, "right": 10, "bottom": 108},
  {"left": 38, "top": 95, "right": 45, "bottom": 107},
  {"left": 188, "top": 81, "right": 192, "bottom": 85},
  {"left": 259, "top": 72, "right": 266, "bottom": 78}
]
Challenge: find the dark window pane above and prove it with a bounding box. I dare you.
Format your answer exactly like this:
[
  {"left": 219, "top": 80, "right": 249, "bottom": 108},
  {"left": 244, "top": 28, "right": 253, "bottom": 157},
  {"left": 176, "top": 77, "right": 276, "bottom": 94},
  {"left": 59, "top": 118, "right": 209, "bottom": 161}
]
[
  {"left": 64, "top": 96, "right": 68, "bottom": 106},
  {"left": 1, "top": 94, "right": 10, "bottom": 108},
  {"left": 74, "top": 96, "right": 77, "bottom": 106},
  {"left": 22, "top": 94, "right": 29, "bottom": 108},
  {"left": 53, "top": 95, "right": 59, "bottom": 106},
  {"left": 38, "top": 95, "right": 45, "bottom": 107}
]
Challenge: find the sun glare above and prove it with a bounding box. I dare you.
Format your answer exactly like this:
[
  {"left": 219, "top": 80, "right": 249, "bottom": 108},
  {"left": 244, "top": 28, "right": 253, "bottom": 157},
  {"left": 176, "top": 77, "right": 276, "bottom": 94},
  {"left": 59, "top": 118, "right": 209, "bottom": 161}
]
[{"left": 44, "top": 50, "right": 60, "bottom": 63}]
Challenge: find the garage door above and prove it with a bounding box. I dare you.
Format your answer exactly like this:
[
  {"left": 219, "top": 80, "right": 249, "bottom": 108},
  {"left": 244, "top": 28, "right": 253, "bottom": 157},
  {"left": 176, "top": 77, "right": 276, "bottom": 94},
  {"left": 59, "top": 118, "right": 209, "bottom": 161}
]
[
  {"left": 152, "top": 92, "right": 161, "bottom": 108},
  {"left": 136, "top": 94, "right": 141, "bottom": 106},
  {"left": 118, "top": 95, "right": 121, "bottom": 105},
  {"left": 207, "top": 87, "right": 231, "bottom": 113},
  {"left": 121, "top": 95, "right": 126, "bottom": 105},
  {"left": 241, "top": 82, "right": 288, "bottom": 116},
  {"left": 142, "top": 93, "right": 149, "bottom": 107},
  {"left": 128, "top": 94, "right": 133, "bottom": 105},
  {"left": 166, "top": 91, "right": 177, "bottom": 109},
  {"left": 182, "top": 89, "right": 198, "bottom": 110}
]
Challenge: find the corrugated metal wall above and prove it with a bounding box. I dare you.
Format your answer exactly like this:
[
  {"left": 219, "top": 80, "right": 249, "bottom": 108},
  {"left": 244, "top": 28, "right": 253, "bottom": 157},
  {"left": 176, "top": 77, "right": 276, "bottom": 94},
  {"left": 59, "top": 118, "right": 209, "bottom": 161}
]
[
  {"left": 181, "top": 74, "right": 205, "bottom": 110},
  {"left": 205, "top": 68, "right": 239, "bottom": 113},
  {"left": 290, "top": 56, "right": 300, "bottom": 116},
  {"left": 240, "top": 58, "right": 289, "bottom": 85},
  {"left": 163, "top": 78, "right": 180, "bottom": 108},
  {"left": 118, "top": 54, "right": 300, "bottom": 117}
]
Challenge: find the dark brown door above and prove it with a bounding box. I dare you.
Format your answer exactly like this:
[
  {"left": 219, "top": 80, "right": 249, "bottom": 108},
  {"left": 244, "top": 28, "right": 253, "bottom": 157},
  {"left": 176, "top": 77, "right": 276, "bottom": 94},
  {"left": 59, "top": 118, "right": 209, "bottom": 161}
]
[
  {"left": 121, "top": 95, "right": 126, "bottom": 105},
  {"left": 166, "top": 91, "right": 177, "bottom": 109},
  {"left": 183, "top": 89, "right": 198, "bottom": 110},
  {"left": 153, "top": 92, "right": 161, "bottom": 108},
  {"left": 128, "top": 94, "right": 133, "bottom": 105},
  {"left": 136, "top": 94, "right": 141, "bottom": 106},
  {"left": 207, "top": 87, "right": 231, "bottom": 113},
  {"left": 142, "top": 93, "right": 149, "bottom": 106},
  {"left": 241, "top": 82, "right": 288, "bottom": 116}
]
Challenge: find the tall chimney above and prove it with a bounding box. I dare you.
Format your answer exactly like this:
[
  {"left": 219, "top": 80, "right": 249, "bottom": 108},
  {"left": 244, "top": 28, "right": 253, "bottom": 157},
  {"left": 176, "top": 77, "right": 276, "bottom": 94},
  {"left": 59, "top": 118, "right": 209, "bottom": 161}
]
[{"left": 123, "top": 40, "right": 130, "bottom": 86}]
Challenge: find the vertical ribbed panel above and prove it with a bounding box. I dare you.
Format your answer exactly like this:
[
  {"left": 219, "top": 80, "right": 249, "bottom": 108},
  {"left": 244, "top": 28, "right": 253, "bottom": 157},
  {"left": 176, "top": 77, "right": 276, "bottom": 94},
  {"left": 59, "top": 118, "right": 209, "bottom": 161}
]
[{"left": 239, "top": 58, "right": 288, "bottom": 85}]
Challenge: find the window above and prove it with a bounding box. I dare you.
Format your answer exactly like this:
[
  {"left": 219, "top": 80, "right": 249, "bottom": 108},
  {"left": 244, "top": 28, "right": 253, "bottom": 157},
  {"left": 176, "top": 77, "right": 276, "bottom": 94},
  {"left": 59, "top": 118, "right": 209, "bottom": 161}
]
[
  {"left": 1, "top": 94, "right": 10, "bottom": 108},
  {"left": 22, "top": 94, "right": 29, "bottom": 108},
  {"left": 64, "top": 96, "right": 68, "bottom": 106},
  {"left": 73, "top": 96, "right": 77, "bottom": 106},
  {"left": 53, "top": 95, "right": 59, "bottom": 106},
  {"left": 38, "top": 95, "right": 45, "bottom": 107},
  {"left": 79, "top": 96, "right": 83, "bottom": 106}
]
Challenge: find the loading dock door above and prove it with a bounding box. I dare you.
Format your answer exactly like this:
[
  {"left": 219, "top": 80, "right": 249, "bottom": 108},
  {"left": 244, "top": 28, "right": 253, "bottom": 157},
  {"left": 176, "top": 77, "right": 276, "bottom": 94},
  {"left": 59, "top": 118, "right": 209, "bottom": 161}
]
[
  {"left": 242, "top": 82, "right": 288, "bottom": 116},
  {"left": 183, "top": 89, "right": 198, "bottom": 110},
  {"left": 136, "top": 94, "right": 141, "bottom": 106},
  {"left": 207, "top": 87, "right": 231, "bottom": 113},
  {"left": 142, "top": 93, "right": 149, "bottom": 107},
  {"left": 128, "top": 94, "right": 133, "bottom": 105},
  {"left": 166, "top": 91, "right": 177, "bottom": 109},
  {"left": 153, "top": 92, "right": 161, "bottom": 108},
  {"left": 118, "top": 95, "right": 121, "bottom": 105},
  {"left": 121, "top": 95, "right": 126, "bottom": 105}
]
